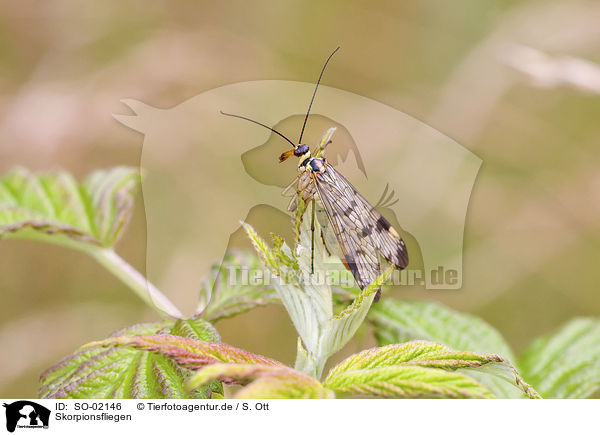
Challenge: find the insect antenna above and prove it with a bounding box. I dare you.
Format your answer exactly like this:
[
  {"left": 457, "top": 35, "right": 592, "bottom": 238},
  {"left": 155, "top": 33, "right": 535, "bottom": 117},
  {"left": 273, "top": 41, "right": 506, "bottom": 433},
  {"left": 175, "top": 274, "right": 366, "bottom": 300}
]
[
  {"left": 297, "top": 46, "right": 340, "bottom": 145},
  {"left": 220, "top": 111, "right": 296, "bottom": 148}
]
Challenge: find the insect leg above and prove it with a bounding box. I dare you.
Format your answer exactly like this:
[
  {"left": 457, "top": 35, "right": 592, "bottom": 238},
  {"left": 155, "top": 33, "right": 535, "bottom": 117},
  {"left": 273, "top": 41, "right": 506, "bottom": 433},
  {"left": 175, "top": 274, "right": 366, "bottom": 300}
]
[
  {"left": 311, "top": 198, "right": 316, "bottom": 274},
  {"left": 320, "top": 227, "right": 332, "bottom": 256},
  {"left": 281, "top": 174, "right": 300, "bottom": 196}
]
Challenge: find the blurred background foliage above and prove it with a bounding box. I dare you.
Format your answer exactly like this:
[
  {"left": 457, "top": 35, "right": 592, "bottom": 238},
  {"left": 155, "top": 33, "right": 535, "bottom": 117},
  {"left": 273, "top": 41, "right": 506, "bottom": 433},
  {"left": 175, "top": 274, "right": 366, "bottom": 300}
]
[{"left": 1, "top": 0, "right": 599, "bottom": 397}]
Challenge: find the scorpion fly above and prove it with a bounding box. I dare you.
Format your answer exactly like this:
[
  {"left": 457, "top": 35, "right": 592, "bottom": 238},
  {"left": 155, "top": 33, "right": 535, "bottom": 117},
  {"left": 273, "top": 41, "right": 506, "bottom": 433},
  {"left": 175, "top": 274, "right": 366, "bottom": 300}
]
[{"left": 222, "top": 47, "right": 408, "bottom": 301}]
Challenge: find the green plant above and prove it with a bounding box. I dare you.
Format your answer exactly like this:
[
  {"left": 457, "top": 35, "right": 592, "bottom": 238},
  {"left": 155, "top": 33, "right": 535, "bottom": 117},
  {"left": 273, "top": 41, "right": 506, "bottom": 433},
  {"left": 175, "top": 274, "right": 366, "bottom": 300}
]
[{"left": 1, "top": 167, "right": 599, "bottom": 398}]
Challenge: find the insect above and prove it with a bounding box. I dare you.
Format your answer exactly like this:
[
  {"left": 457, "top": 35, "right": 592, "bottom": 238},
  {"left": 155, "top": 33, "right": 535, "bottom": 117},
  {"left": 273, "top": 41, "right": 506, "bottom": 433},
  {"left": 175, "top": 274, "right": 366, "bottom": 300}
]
[{"left": 222, "top": 47, "right": 408, "bottom": 301}]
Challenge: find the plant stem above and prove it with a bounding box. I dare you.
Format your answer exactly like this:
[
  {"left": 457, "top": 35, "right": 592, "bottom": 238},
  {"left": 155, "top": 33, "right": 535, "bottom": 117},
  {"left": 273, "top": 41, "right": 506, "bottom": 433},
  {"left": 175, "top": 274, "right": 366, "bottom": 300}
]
[{"left": 90, "top": 248, "right": 183, "bottom": 318}]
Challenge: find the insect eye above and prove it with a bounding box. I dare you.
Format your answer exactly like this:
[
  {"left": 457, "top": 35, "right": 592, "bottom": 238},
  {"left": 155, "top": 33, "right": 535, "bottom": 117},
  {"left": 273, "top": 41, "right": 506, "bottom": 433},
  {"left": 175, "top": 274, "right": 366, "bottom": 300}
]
[{"left": 294, "top": 144, "right": 310, "bottom": 156}]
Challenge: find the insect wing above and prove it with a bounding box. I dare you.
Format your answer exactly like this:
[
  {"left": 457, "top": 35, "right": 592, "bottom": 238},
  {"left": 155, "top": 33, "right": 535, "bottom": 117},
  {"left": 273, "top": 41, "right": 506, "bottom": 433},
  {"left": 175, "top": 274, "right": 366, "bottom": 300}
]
[{"left": 311, "top": 165, "right": 408, "bottom": 290}]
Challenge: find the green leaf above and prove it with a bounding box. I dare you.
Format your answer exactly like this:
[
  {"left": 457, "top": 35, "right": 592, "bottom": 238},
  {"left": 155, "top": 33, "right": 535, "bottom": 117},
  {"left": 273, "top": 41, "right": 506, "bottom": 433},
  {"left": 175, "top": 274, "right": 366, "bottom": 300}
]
[
  {"left": 326, "top": 365, "right": 492, "bottom": 398},
  {"left": 271, "top": 233, "right": 299, "bottom": 272},
  {"left": 0, "top": 167, "right": 182, "bottom": 317},
  {"left": 196, "top": 251, "right": 278, "bottom": 322},
  {"left": 314, "top": 127, "right": 337, "bottom": 159},
  {"left": 369, "top": 300, "right": 516, "bottom": 361},
  {"left": 294, "top": 338, "right": 316, "bottom": 378},
  {"left": 324, "top": 266, "right": 393, "bottom": 358},
  {"left": 102, "top": 328, "right": 331, "bottom": 399},
  {"left": 369, "top": 299, "right": 521, "bottom": 397},
  {"left": 0, "top": 167, "right": 140, "bottom": 248},
  {"left": 236, "top": 375, "right": 333, "bottom": 399},
  {"left": 187, "top": 363, "right": 333, "bottom": 399},
  {"left": 83, "top": 167, "right": 141, "bottom": 246},
  {"left": 519, "top": 318, "right": 600, "bottom": 398},
  {"left": 244, "top": 215, "right": 390, "bottom": 380},
  {"left": 92, "top": 334, "right": 285, "bottom": 370},
  {"left": 39, "top": 319, "right": 221, "bottom": 399},
  {"left": 241, "top": 222, "right": 279, "bottom": 275},
  {"left": 243, "top": 221, "right": 325, "bottom": 376},
  {"left": 324, "top": 341, "right": 540, "bottom": 399},
  {"left": 169, "top": 316, "right": 221, "bottom": 342},
  {"left": 40, "top": 346, "right": 197, "bottom": 399},
  {"left": 327, "top": 341, "right": 505, "bottom": 375}
]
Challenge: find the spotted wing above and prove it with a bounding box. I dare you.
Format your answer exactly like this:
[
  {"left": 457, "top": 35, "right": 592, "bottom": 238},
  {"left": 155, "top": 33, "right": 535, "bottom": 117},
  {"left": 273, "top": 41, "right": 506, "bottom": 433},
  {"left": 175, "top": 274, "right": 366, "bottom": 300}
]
[{"left": 312, "top": 164, "right": 408, "bottom": 291}]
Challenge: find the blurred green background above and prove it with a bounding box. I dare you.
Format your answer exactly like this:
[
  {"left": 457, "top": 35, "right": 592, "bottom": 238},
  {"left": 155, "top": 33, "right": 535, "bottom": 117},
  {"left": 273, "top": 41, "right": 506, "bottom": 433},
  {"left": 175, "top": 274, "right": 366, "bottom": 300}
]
[{"left": 1, "top": 0, "right": 599, "bottom": 397}]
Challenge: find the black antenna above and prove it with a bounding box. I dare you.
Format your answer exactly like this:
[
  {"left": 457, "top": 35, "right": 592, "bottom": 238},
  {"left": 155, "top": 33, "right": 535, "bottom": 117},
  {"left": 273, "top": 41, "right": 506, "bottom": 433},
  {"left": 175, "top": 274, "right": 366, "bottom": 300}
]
[
  {"left": 297, "top": 46, "right": 340, "bottom": 145},
  {"left": 220, "top": 111, "right": 296, "bottom": 148}
]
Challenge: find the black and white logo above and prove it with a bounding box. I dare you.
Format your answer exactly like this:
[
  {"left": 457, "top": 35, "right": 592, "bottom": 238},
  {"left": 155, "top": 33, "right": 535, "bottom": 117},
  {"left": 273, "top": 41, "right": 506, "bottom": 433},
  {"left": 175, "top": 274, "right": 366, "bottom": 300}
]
[{"left": 3, "top": 401, "right": 50, "bottom": 433}]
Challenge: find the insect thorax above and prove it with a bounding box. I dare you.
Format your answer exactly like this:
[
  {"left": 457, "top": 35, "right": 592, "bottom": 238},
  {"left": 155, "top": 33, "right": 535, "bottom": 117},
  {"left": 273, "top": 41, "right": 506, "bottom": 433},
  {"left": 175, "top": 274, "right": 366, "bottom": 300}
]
[{"left": 298, "top": 153, "right": 326, "bottom": 174}]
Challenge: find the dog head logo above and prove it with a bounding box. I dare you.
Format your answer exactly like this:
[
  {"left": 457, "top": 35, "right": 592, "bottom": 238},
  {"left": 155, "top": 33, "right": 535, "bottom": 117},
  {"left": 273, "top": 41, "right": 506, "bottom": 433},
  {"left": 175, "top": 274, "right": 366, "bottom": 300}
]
[
  {"left": 3, "top": 401, "right": 50, "bottom": 432},
  {"left": 114, "top": 80, "right": 481, "bottom": 308}
]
